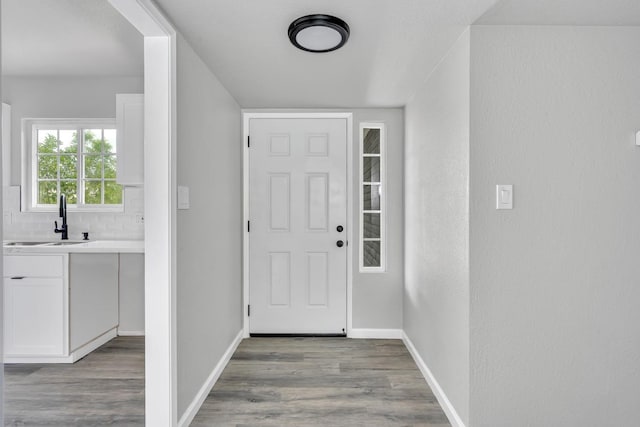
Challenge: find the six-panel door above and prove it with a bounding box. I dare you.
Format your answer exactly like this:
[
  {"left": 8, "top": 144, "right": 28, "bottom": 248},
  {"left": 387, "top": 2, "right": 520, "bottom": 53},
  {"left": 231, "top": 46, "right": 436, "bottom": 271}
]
[{"left": 249, "top": 118, "right": 347, "bottom": 334}]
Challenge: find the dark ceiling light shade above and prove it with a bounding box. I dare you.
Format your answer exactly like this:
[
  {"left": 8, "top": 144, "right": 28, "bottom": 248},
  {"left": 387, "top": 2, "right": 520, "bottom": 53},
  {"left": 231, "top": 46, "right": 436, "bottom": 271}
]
[{"left": 288, "top": 14, "right": 350, "bottom": 53}]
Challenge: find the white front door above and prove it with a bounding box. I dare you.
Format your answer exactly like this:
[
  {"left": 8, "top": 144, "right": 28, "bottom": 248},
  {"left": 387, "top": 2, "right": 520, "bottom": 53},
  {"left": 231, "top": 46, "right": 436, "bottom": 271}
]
[{"left": 249, "top": 117, "right": 347, "bottom": 334}]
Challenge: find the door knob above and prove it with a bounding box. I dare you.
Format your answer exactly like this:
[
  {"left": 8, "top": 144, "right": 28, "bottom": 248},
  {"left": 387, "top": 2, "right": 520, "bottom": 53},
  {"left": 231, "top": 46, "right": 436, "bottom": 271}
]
[
  {"left": 336, "top": 225, "right": 344, "bottom": 232},
  {"left": 336, "top": 240, "right": 344, "bottom": 248}
]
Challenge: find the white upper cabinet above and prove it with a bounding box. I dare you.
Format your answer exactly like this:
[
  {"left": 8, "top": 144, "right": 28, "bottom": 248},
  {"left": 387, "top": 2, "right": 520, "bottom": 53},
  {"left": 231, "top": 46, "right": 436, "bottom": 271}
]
[
  {"left": 116, "top": 94, "right": 144, "bottom": 186},
  {"left": 2, "top": 103, "right": 11, "bottom": 186}
]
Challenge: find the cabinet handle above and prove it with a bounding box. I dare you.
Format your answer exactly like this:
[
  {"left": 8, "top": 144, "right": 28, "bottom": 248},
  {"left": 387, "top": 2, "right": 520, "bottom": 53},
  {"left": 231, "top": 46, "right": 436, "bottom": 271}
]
[{"left": 10, "top": 276, "right": 25, "bottom": 280}]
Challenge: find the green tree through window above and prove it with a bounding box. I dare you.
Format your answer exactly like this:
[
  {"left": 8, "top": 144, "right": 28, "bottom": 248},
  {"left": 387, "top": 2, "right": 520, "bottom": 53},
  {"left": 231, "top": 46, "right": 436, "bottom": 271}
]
[{"left": 35, "top": 125, "right": 122, "bottom": 207}]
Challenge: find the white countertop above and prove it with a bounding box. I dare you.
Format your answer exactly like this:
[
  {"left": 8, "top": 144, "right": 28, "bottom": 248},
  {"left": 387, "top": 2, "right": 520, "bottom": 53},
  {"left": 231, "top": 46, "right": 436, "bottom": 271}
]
[{"left": 3, "top": 240, "right": 144, "bottom": 254}]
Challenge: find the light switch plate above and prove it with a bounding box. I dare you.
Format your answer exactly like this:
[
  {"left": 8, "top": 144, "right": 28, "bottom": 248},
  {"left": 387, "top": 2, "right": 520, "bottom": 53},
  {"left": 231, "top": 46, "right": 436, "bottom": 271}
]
[
  {"left": 496, "top": 185, "right": 513, "bottom": 210},
  {"left": 178, "top": 186, "right": 190, "bottom": 210},
  {"left": 636, "top": 130, "right": 640, "bottom": 146}
]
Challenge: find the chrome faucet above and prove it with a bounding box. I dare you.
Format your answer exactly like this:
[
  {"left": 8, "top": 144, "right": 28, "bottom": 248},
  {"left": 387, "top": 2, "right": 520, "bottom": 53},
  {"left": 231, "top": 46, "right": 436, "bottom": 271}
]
[{"left": 54, "top": 194, "right": 68, "bottom": 240}]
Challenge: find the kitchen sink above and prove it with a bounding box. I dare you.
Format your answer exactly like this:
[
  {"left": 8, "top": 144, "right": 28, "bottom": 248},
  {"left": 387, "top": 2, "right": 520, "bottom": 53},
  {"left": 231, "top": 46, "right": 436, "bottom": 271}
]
[
  {"left": 4, "top": 241, "right": 51, "bottom": 246},
  {"left": 4, "top": 241, "right": 85, "bottom": 247},
  {"left": 49, "top": 242, "right": 84, "bottom": 246}
]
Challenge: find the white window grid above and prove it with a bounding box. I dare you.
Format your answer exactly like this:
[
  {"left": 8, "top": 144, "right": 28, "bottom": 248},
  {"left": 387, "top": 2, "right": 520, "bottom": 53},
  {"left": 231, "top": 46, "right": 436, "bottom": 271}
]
[
  {"left": 28, "top": 119, "right": 123, "bottom": 211},
  {"left": 359, "top": 122, "right": 386, "bottom": 272}
]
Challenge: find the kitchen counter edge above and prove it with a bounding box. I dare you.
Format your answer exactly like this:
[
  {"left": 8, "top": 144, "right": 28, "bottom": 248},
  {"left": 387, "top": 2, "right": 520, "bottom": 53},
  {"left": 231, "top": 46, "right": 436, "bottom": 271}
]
[{"left": 3, "top": 240, "right": 144, "bottom": 254}]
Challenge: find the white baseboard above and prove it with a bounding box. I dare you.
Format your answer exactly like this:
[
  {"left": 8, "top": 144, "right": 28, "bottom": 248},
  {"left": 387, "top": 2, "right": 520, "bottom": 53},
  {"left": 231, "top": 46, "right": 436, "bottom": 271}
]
[
  {"left": 402, "top": 332, "right": 466, "bottom": 427},
  {"left": 71, "top": 327, "right": 119, "bottom": 362},
  {"left": 117, "top": 330, "right": 145, "bottom": 336},
  {"left": 178, "top": 329, "right": 243, "bottom": 427},
  {"left": 349, "top": 328, "right": 403, "bottom": 339},
  {"left": 4, "top": 328, "right": 118, "bottom": 364}
]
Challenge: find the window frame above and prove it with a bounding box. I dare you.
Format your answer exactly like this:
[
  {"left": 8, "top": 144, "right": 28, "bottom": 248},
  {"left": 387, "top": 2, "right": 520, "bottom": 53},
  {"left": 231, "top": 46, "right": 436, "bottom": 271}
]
[
  {"left": 23, "top": 118, "right": 123, "bottom": 212},
  {"left": 359, "top": 122, "right": 386, "bottom": 273}
]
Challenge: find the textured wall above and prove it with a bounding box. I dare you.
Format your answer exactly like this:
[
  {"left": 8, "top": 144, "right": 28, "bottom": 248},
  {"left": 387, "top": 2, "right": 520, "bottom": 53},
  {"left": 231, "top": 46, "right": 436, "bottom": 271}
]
[
  {"left": 175, "top": 34, "right": 243, "bottom": 418},
  {"left": 351, "top": 109, "right": 404, "bottom": 330},
  {"left": 404, "top": 30, "right": 470, "bottom": 424},
  {"left": 469, "top": 25, "right": 640, "bottom": 426}
]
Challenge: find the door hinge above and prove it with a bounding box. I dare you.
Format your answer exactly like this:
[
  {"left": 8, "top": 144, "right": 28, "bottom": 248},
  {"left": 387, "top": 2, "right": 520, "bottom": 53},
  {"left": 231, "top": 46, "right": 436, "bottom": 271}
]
[
  {"left": 247, "top": 135, "right": 250, "bottom": 147},
  {"left": 248, "top": 305, "right": 251, "bottom": 317},
  {"left": 247, "top": 221, "right": 250, "bottom": 232}
]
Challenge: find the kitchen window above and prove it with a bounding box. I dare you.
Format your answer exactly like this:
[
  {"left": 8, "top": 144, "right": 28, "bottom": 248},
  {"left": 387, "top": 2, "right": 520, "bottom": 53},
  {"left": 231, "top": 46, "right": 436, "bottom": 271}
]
[
  {"left": 359, "top": 123, "right": 386, "bottom": 272},
  {"left": 26, "top": 120, "right": 123, "bottom": 211}
]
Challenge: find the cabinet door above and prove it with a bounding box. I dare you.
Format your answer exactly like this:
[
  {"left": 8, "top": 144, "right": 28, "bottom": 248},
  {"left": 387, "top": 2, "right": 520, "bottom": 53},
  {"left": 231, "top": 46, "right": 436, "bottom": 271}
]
[
  {"left": 118, "top": 254, "right": 145, "bottom": 334},
  {"left": 116, "top": 93, "right": 144, "bottom": 186},
  {"left": 70, "top": 254, "right": 119, "bottom": 351},
  {"left": 4, "top": 277, "right": 65, "bottom": 356}
]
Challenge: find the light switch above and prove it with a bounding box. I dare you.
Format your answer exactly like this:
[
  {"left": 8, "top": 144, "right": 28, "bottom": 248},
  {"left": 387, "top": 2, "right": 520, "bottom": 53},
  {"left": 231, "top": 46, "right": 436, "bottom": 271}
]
[
  {"left": 178, "top": 186, "right": 190, "bottom": 210},
  {"left": 496, "top": 185, "right": 513, "bottom": 210},
  {"left": 636, "top": 130, "right": 640, "bottom": 146}
]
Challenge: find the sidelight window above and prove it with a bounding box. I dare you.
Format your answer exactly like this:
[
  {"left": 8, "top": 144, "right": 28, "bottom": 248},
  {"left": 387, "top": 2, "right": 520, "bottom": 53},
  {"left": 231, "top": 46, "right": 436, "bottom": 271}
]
[{"left": 359, "top": 123, "right": 386, "bottom": 272}]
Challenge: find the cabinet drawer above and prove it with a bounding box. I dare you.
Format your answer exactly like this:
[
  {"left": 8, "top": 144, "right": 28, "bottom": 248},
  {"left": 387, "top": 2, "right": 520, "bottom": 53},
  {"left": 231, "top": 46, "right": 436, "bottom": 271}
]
[{"left": 4, "top": 255, "right": 65, "bottom": 278}]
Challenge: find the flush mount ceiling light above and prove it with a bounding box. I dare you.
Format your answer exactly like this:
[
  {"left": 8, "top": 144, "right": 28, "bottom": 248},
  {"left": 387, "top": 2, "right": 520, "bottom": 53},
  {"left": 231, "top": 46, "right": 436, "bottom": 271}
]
[{"left": 288, "top": 14, "right": 350, "bottom": 53}]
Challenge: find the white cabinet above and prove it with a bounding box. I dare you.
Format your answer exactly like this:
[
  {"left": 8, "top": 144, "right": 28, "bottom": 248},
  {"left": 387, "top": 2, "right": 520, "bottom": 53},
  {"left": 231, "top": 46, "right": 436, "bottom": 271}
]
[
  {"left": 4, "top": 278, "right": 65, "bottom": 356},
  {"left": 69, "top": 254, "right": 119, "bottom": 351},
  {"left": 3, "top": 255, "right": 68, "bottom": 359},
  {"left": 118, "top": 254, "right": 145, "bottom": 335},
  {"left": 116, "top": 94, "right": 144, "bottom": 186},
  {"left": 3, "top": 253, "right": 121, "bottom": 363}
]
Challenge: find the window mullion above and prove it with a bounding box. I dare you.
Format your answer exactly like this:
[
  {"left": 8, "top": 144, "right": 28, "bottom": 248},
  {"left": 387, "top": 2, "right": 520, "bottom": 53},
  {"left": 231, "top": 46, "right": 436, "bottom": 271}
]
[
  {"left": 101, "top": 129, "right": 105, "bottom": 204},
  {"left": 359, "top": 124, "right": 386, "bottom": 272},
  {"left": 78, "top": 127, "right": 83, "bottom": 206}
]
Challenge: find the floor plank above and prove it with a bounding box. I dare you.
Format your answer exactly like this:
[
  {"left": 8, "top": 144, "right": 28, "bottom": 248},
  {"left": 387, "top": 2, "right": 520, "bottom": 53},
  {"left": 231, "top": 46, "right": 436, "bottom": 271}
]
[
  {"left": 4, "top": 336, "right": 450, "bottom": 427},
  {"left": 4, "top": 336, "right": 145, "bottom": 427},
  {"left": 191, "top": 337, "right": 450, "bottom": 427}
]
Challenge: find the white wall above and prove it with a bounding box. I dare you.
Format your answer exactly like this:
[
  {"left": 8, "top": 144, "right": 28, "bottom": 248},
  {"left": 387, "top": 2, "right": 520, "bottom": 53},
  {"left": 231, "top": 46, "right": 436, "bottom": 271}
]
[
  {"left": 175, "top": 34, "right": 242, "bottom": 418},
  {"left": 1, "top": 76, "right": 144, "bottom": 240},
  {"left": 469, "top": 26, "right": 640, "bottom": 426},
  {"left": 2, "top": 76, "right": 143, "bottom": 185},
  {"left": 351, "top": 109, "right": 404, "bottom": 330},
  {"left": 243, "top": 108, "right": 405, "bottom": 331},
  {"left": 0, "top": 10, "right": 4, "bottom": 420},
  {"left": 404, "top": 31, "right": 470, "bottom": 424}
]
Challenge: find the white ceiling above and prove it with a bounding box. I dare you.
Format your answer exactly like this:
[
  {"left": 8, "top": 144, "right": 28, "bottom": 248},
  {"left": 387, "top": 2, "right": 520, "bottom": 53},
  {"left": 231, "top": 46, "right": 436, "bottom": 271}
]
[
  {"left": 476, "top": 0, "right": 640, "bottom": 25},
  {"left": 153, "top": 0, "right": 500, "bottom": 108},
  {"left": 1, "top": 0, "right": 143, "bottom": 77},
  {"left": 4, "top": 1, "right": 640, "bottom": 107}
]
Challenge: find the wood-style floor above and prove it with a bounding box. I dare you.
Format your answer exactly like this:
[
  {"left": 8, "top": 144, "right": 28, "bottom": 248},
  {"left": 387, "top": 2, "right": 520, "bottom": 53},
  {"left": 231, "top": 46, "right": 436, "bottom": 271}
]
[
  {"left": 192, "top": 337, "right": 450, "bottom": 427},
  {"left": 4, "top": 336, "right": 145, "bottom": 426},
  {"left": 4, "top": 337, "right": 449, "bottom": 427}
]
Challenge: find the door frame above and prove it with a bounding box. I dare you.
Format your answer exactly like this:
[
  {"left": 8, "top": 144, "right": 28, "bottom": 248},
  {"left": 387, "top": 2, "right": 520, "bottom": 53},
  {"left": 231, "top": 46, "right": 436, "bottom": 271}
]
[
  {"left": 242, "top": 111, "right": 353, "bottom": 338},
  {"left": 108, "top": 1, "right": 177, "bottom": 425}
]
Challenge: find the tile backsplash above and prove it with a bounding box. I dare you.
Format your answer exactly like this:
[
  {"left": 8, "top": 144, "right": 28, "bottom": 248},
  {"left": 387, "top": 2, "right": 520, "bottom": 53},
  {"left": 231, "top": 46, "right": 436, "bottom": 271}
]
[{"left": 2, "top": 186, "right": 144, "bottom": 241}]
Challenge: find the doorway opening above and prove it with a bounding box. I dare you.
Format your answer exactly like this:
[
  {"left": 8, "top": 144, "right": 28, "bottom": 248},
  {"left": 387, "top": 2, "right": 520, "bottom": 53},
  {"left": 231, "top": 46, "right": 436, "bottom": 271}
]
[{"left": 2, "top": 0, "right": 177, "bottom": 425}]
